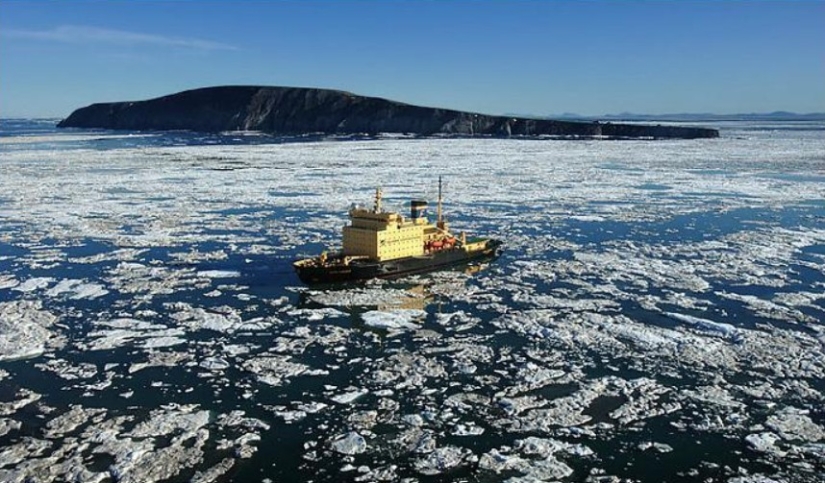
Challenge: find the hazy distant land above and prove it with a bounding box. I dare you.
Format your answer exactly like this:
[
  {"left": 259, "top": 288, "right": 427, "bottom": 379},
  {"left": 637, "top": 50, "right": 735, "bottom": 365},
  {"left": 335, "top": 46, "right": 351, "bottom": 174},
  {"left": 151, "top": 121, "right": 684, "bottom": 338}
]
[{"left": 546, "top": 111, "right": 825, "bottom": 122}]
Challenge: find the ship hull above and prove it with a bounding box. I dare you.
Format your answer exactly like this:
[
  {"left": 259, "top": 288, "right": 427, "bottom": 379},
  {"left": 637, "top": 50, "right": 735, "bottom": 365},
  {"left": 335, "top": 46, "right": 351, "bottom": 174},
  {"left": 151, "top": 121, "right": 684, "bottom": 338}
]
[{"left": 295, "top": 240, "right": 501, "bottom": 285}]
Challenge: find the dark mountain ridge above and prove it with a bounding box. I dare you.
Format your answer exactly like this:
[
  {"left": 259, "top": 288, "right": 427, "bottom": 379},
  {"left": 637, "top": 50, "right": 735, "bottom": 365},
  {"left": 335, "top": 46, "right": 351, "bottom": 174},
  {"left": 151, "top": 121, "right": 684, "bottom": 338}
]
[{"left": 58, "top": 86, "right": 719, "bottom": 139}]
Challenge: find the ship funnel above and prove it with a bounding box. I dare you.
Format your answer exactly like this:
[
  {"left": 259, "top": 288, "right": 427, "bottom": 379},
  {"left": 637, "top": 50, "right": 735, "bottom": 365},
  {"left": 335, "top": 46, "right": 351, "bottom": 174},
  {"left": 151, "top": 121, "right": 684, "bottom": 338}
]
[{"left": 410, "top": 200, "right": 428, "bottom": 220}]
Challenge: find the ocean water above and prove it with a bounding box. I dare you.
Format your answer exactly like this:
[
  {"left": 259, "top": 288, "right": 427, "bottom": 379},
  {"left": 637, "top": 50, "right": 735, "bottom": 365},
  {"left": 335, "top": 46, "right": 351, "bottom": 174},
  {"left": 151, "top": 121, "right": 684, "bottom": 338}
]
[{"left": 0, "top": 119, "right": 824, "bottom": 482}]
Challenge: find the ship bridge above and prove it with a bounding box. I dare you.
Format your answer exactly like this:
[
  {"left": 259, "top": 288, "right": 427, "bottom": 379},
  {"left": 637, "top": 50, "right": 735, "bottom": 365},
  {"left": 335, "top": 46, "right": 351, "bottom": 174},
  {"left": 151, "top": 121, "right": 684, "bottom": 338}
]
[{"left": 342, "top": 187, "right": 451, "bottom": 262}]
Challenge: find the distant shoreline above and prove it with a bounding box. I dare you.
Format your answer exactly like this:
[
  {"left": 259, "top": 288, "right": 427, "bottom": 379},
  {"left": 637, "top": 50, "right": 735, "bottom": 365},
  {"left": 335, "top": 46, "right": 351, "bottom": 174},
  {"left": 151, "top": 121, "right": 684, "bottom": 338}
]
[
  {"left": 4, "top": 113, "right": 824, "bottom": 123},
  {"left": 541, "top": 113, "right": 825, "bottom": 123},
  {"left": 54, "top": 85, "right": 720, "bottom": 140}
]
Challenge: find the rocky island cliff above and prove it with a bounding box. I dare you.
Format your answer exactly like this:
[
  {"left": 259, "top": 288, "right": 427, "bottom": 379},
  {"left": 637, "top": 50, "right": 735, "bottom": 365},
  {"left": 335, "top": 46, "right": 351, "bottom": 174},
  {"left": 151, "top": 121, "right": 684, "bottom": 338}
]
[{"left": 58, "top": 86, "right": 719, "bottom": 139}]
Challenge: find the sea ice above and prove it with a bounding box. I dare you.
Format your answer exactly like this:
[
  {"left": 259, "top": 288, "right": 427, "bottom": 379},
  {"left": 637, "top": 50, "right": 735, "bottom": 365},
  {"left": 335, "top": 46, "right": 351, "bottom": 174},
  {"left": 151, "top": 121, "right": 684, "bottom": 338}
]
[
  {"left": 200, "top": 356, "right": 231, "bottom": 371},
  {"left": 0, "top": 274, "right": 19, "bottom": 290},
  {"left": 765, "top": 406, "right": 825, "bottom": 442},
  {"left": 127, "top": 404, "right": 210, "bottom": 438},
  {"left": 361, "top": 309, "right": 426, "bottom": 331},
  {"left": 745, "top": 432, "right": 784, "bottom": 455},
  {"left": 190, "top": 458, "right": 235, "bottom": 483},
  {"left": 243, "top": 354, "right": 314, "bottom": 386},
  {"left": 727, "top": 476, "right": 783, "bottom": 483},
  {"left": 44, "top": 405, "right": 107, "bottom": 438},
  {"left": 331, "top": 431, "right": 367, "bottom": 455},
  {"left": 0, "top": 300, "right": 62, "bottom": 361},
  {"left": 142, "top": 336, "right": 187, "bottom": 348},
  {"left": 413, "top": 445, "right": 473, "bottom": 475},
  {"left": 81, "top": 317, "right": 187, "bottom": 352},
  {"left": 0, "top": 388, "right": 41, "bottom": 416},
  {"left": 287, "top": 307, "right": 347, "bottom": 321},
  {"left": 44, "top": 278, "right": 108, "bottom": 299},
  {"left": 309, "top": 287, "right": 425, "bottom": 308},
  {"left": 637, "top": 441, "right": 673, "bottom": 453},
  {"left": 331, "top": 389, "right": 369, "bottom": 404},
  {"left": 2, "top": 124, "right": 825, "bottom": 482},
  {"left": 0, "top": 418, "right": 21, "bottom": 437},
  {"left": 11, "top": 277, "right": 54, "bottom": 293},
  {"left": 197, "top": 270, "right": 241, "bottom": 278},
  {"left": 35, "top": 358, "right": 98, "bottom": 380},
  {"left": 665, "top": 312, "right": 741, "bottom": 340},
  {"left": 167, "top": 303, "right": 244, "bottom": 333}
]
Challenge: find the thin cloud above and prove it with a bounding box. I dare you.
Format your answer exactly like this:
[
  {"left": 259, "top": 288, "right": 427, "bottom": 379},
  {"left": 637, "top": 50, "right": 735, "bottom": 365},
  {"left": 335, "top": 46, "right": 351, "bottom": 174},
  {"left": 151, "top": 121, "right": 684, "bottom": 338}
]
[{"left": 3, "top": 25, "right": 238, "bottom": 51}]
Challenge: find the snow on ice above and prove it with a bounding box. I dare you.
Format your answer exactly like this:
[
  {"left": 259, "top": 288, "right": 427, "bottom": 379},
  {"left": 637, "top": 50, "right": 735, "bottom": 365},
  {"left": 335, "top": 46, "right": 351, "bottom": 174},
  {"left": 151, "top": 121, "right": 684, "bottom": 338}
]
[{"left": 1, "top": 124, "right": 824, "bottom": 482}]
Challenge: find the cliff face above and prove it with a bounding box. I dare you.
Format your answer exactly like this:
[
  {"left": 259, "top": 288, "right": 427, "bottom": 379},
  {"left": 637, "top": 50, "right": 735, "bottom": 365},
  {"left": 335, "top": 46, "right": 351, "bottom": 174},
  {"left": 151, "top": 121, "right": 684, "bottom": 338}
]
[{"left": 58, "top": 86, "right": 719, "bottom": 139}]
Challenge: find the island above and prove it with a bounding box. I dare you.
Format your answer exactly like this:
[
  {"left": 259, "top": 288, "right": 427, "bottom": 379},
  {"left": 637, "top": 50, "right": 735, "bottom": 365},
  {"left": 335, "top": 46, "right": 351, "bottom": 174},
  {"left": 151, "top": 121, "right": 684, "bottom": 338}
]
[{"left": 58, "top": 86, "right": 719, "bottom": 139}]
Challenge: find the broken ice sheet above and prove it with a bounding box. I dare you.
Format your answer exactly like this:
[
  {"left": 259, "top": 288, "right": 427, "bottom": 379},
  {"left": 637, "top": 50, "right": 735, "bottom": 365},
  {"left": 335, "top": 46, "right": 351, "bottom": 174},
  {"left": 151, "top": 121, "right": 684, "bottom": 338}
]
[
  {"left": 0, "top": 388, "right": 41, "bottom": 417},
  {"left": 35, "top": 358, "right": 98, "bottom": 380},
  {"left": 0, "top": 274, "right": 19, "bottom": 290},
  {"left": 478, "top": 436, "right": 592, "bottom": 480},
  {"left": 361, "top": 309, "right": 426, "bottom": 331},
  {"left": 80, "top": 317, "right": 187, "bottom": 351},
  {"left": 307, "top": 285, "right": 430, "bottom": 313},
  {"left": 196, "top": 270, "right": 240, "bottom": 278},
  {"left": 665, "top": 312, "right": 742, "bottom": 340},
  {"left": 242, "top": 354, "right": 321, "bottom": 386},
  {"left": 0, "top": 402, "right": 269, "bottom": 483},
  {"left": 330, "top": 431, "right": 367, "bottom": 455},
  {"left": 167, "top": 302, "right": 244, "bottom": 333},
  {"left": 286, "top": 307, "right": 347, "bottom": 321},
  {"left": 44, "top": 278, "right": 109, "bottom": 299},
  {"left": 413, "top": 445, "right": 474, "bottom": 475},
  {"left": 1, "top": 123, "right": 824, "bottom": 482},
  {"left": 0, "top": 300, "right": 63, "bottom": 361},
  {"left": 765, "top": 406, "right": 825, "bottom": 442},
  {"left": 11, "top": 277, "right": 54, "bottom": 293},
  {"left": 331, "top": 388, "right": 369, "bottom": 405}
]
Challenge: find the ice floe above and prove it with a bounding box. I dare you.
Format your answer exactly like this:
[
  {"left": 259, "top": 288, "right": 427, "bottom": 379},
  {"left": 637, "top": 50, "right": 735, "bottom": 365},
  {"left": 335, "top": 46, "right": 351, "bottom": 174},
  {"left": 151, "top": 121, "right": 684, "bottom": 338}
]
[
  {"left": 197, "top": 270, "right": 240, "bottom": 278},
  {"left": 331, "top": 388, "right": 369, "bottom": 405},
  {"left": 413, "top": 445, "right": 474, "bottom": 475},
  {"left": 0, "top": 274, "right": 19, "bottom": 290},
  {"left": 330, "top": 431, "right": 368, "bottom": 455},
  {"left": 361, "top": 309, "right": 426, "bottom": 331},
  {"left": 80, "top": 317, "right": 187, "bottom": 351},
  {"left": 479, "top": 436, "right": 582, "bottom": 480},
  {"left": 243, "top": 354, "right": 319, "bottom": 386},
  {"left": 11, "top": 277, "right": 54, "bottom": 293},
  {"left": 765, "top": 406, "right": 825, "bottom": 442},
  {"left": 44, "top": 278, "right": 109, "bottom": 299},
  {"left": 0, "top": 300, "right": 62, "bottom": 361}
]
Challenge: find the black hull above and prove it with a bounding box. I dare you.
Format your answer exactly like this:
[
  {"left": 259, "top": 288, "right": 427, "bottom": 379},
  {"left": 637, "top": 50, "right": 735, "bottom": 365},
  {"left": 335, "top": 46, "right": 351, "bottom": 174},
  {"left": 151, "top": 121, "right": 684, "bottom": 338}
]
[{"left": 295, "top": 240, "right": 501, "bottom": 285}]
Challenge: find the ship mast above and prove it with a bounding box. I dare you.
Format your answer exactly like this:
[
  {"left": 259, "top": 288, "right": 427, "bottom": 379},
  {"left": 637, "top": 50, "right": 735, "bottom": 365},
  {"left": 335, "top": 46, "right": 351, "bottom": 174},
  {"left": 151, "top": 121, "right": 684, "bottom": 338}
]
[
  {"left": 437, "top": 176, "right": 443, "bottom": 225},
  {"left": 373, "top": 187, "right": 383, "bottom": 213}
]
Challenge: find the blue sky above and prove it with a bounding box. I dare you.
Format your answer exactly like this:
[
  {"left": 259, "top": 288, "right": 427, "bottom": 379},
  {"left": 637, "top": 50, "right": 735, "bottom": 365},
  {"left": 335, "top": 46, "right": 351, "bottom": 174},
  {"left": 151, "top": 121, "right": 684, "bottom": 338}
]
[{"left": 2, "top": 1, "right": 823, "bottom": 118}]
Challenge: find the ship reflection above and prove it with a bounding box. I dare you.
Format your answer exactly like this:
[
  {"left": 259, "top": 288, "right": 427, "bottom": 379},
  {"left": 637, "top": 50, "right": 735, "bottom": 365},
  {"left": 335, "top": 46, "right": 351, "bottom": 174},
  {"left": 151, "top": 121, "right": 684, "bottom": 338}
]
[
  {"left": 376, "top": 283, "right": 428, "bottom": 311},
  {"left": 295, "top": 262, "right": 492, "bottom": 312},
  {"left": 295, "top": 282, "right": 430, "bottom": 312}
]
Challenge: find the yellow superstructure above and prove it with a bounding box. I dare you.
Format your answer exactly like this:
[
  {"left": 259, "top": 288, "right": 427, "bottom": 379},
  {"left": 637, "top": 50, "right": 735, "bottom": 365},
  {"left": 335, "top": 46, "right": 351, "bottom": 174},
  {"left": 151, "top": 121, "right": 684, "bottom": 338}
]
[
  {"left": 343, "top": 188, "right": 433, "bottom": 262},
  {"left": 341, "top": 186, "right": 461, "bottom": 262}
]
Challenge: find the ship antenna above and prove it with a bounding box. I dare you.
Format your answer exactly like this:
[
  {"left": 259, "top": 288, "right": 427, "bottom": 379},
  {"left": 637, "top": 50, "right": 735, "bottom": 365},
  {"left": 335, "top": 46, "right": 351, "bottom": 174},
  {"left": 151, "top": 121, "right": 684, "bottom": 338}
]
[
  {"left": 374, "top": 186, "right": 383, "bottom": 213},
  {"left": 437, "top": 176, "right": 443, "bottom": 224}
]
